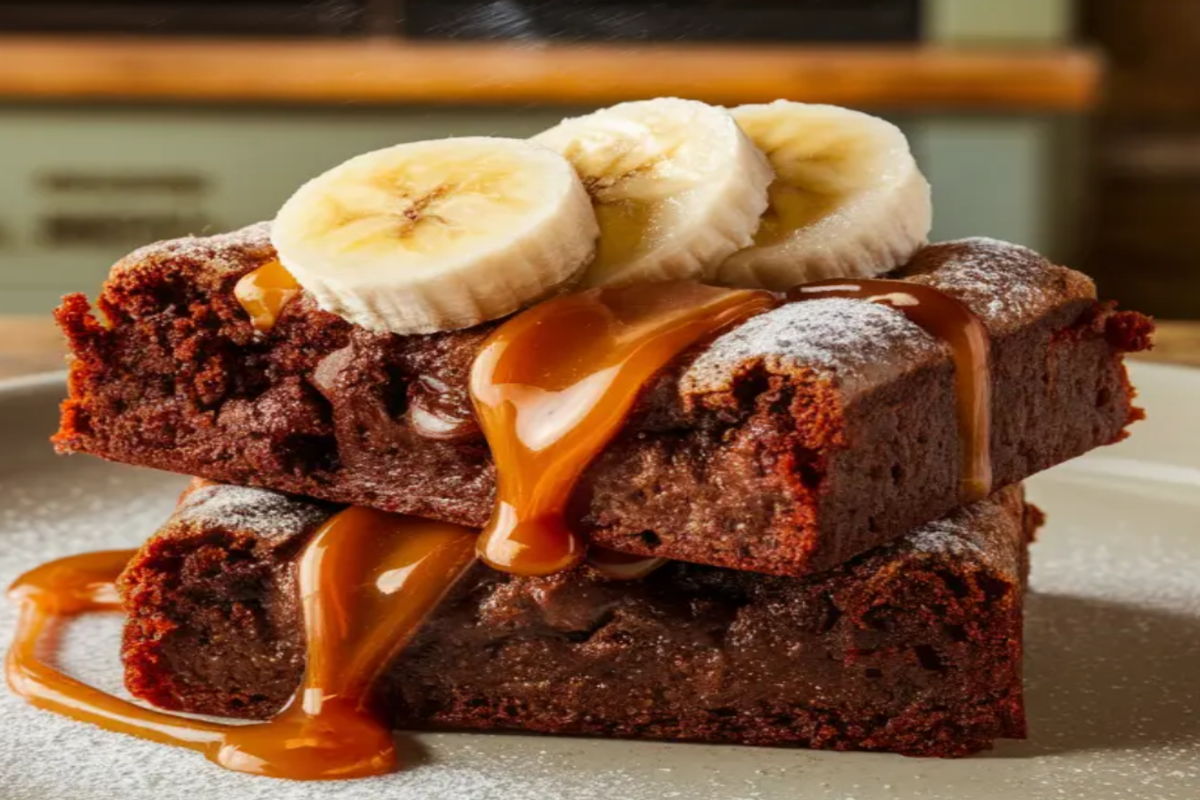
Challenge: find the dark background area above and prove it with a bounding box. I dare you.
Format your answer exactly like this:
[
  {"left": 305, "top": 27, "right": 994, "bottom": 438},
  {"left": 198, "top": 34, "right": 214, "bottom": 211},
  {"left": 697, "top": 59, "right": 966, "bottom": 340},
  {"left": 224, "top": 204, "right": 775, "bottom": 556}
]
[
  {"left": 1082, "top": 0, "right": 1200, "bottom": 319},
  {"left": 0, "top": 0, "right": 921, "bottom": 41}
]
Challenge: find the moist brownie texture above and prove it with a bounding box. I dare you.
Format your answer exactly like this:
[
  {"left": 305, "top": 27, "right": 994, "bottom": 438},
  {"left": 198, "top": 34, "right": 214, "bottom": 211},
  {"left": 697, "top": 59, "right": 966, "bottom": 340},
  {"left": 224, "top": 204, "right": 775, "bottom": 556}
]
[
  {"left": 57, "top": 224, "right": 1150, "bottom": 576},
  {"left": 119, "top": 482, "right": 1037, "bottom": 758}
]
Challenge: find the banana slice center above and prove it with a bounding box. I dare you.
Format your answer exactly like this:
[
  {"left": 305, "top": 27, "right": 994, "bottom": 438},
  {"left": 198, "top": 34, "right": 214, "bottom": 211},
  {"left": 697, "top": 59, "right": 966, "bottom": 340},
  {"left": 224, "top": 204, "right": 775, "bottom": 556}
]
[
  {"left": 331, "top": 180, "right": 455, "bottom": 245},
  {"left": 309, "top": 154, "right": 541, "bottom": 268}
]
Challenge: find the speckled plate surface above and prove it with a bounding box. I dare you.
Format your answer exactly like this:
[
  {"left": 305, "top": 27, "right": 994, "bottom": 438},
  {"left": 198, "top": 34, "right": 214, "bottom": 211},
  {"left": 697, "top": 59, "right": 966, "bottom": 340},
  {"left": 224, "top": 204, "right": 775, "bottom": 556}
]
[{"left": 2, "top": 362, "right": 1198, "bottom": 800}]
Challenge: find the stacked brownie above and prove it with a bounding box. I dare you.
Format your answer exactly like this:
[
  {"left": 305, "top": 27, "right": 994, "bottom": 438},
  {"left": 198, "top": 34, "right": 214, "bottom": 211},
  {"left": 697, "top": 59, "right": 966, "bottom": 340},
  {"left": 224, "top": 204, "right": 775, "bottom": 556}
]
[
  {"left": 121, "top": 481, "right": 1035, "bottom": 757},
  {"left": 55, "top": 223, "right": 1153, "bottom": 756}
]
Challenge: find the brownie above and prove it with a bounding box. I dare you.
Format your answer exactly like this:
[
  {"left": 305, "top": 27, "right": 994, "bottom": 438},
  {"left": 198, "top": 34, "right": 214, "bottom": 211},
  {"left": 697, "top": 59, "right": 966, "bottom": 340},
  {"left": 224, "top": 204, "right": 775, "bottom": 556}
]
[
  {"left": 56, "top": 223, "right": 1150, "bottom": 576},
  {"left": 119, "top": 482, "right": 1037, "bottom": 758}
]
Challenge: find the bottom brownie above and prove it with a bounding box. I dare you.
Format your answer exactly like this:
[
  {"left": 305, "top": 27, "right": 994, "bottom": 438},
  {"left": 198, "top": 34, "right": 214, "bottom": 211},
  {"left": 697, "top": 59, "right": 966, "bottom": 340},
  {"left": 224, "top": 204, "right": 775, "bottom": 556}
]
[{"left": 119, "top": 483, "right": 1036, "bottom": 758}]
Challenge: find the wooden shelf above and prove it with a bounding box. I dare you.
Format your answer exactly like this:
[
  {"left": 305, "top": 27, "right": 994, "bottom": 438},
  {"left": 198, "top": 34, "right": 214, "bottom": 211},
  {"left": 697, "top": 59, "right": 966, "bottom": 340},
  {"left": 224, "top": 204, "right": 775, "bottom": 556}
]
[{"left": 0, "top": 37, "right": 1101, "bottom": 111}]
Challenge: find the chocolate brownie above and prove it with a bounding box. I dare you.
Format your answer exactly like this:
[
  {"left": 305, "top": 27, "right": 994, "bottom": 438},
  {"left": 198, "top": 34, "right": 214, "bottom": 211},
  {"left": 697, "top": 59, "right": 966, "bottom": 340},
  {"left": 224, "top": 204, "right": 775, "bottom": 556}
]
[
  {"left": 56, "top": 223, "right": 1150, "bottom": 576},
  {"left": 119, "top": 482, "right": 1037, "bottom": 758}
]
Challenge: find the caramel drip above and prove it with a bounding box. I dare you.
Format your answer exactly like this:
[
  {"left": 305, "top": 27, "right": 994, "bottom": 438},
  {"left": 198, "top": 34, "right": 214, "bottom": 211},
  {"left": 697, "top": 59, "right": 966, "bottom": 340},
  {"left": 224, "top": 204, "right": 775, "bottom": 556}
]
[
  {"left": 6, "top": 510, "right": 476, "bottom": 781},
  {"left": 5, "top": 550, "right": 230, "bottom": 755},
  {"left": 214, "top": 508, "right": 476, "bottom": 779},
  {"left": 787, "top": 278, "right": 993, "bottom": 501},
  {"left": 234, "top": 259, "right": 301, "bottom": 333},
  {"left": 470, "top": 282, "right": 778, "bottom": 576}
]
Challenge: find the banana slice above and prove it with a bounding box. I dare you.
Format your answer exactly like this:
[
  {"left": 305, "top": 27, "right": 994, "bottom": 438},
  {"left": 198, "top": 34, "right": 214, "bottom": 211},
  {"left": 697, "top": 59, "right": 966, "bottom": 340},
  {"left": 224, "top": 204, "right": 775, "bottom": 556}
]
[
  {"left": 533, "top": 98, "right": 773, "bottom": 288},
  {"left": 271, "top": 137, "right": 599, "bottom": 335},
  {"left": 712, "top": 101, "right": 932, "bottom": 291}
]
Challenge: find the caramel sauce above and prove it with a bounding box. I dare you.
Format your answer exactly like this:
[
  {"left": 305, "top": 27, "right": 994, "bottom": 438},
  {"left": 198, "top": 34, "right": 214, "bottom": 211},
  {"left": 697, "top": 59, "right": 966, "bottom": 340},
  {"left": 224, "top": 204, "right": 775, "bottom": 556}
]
[
  {"left": 234, "top": 259, "right": 301, "bottom": 333},
  {"left": 787, "top": 278, "right": 993, "bottom": 501},
  {"left": 214, "top": 508, "right": 475, "bottom": 779},
  {"left": 6, "top": 510, "right": 476, "bottom": 781},
  {"left": 469, "top": 282, "right": 778, "bottom": 576}
]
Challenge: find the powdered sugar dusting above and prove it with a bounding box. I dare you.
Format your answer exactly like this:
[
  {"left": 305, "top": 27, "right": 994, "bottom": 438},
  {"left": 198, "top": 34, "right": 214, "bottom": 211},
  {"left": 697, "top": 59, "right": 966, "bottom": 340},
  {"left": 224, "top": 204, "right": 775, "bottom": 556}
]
[
  {"left": 682, "top": 299, "right": 943, "bottom": 400},
  {"left": 907, "top": 520, "right": 985, "bottom": 560},
  {"left": 910, "top": 237, "right": 1095, "bottom": 335},
  {"left": 175, "top": 483, "right": 331, "bottom": 542},
  {"left": 905, "top": 497, "right": 1012, "bottom": 575},
  {"left": 112, "top": 221, "right": 273, "bottom": 280},
  {"left": 682, "top": 236, "right": 1097, "bottom": 403}
]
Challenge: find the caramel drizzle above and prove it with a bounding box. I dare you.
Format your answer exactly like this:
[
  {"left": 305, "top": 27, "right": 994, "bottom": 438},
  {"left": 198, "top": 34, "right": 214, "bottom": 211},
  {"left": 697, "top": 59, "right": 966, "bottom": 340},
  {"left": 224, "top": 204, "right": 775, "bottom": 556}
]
[
  {"left": 787, "top": 278, "right": 993, "bottom": 501},
  {"left": 6, "top": 510, "right": 475, "bottom": 781},
  {"left": 234, "top": 260, "right": 301, "bottom": 333},
  {"left": 469, "top": 282, "right": 778, "bottom": 576}
]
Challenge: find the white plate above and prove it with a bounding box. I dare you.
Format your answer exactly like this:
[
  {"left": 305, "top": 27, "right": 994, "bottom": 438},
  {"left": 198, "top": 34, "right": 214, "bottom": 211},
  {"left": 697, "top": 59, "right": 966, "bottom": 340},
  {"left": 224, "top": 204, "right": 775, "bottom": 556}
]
[{"left": 1, "top": 363, "right": 1198, "bottom": 800}]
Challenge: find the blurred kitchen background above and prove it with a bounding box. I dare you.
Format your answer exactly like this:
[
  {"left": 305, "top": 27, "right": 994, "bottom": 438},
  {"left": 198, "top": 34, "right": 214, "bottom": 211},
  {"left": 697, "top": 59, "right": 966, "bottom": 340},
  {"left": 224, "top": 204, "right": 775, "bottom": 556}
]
[{"left": 0, "top": 0, "right": 1195, "bottom": 319}]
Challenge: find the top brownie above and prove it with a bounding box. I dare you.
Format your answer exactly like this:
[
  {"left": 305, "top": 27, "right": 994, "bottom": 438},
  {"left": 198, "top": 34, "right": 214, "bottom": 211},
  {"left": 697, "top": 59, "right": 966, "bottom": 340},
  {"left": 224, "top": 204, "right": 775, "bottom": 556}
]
[{"left": 54, "top": 223, "right": 1152, "bottom": 576}]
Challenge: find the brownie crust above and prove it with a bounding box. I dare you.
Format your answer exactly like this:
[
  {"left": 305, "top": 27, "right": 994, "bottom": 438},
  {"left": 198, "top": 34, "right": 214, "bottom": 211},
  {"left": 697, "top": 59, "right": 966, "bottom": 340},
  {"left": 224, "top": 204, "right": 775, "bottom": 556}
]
[
  {"left": 56, "top": 225, "right": 1151, "bottom": 576},
  {"left": 119, "top": 483, "right": 1037, "bottom": 758}
]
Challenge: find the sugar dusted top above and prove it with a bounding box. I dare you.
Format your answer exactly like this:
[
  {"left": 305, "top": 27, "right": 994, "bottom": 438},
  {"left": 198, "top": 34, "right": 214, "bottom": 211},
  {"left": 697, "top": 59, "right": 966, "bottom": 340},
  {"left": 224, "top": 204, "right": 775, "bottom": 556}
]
[
  {"left": 906, "top": 237, "right": 1095, "bottom": 336},
  {"left": 110, "top": 222, "right": 274, "bottom": 283},
  {"left": 902, "top": 484, "right": 1025, "bottom": 579},
  {"left": 681, "top": 297, "right": 943, "bottom": 400},
  {"left": 683, "top": 236, "right": 1095, "bottom": 402},
  {"left": 175, "top": 483, "right": 331, "bottom": 543}
]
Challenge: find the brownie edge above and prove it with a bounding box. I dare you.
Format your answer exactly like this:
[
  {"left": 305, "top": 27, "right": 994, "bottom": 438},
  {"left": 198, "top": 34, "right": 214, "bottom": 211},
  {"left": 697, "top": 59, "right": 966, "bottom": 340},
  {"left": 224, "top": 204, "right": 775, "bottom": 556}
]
[{"left": 120, "top": 483, "right": 1036, "bottom": 758}]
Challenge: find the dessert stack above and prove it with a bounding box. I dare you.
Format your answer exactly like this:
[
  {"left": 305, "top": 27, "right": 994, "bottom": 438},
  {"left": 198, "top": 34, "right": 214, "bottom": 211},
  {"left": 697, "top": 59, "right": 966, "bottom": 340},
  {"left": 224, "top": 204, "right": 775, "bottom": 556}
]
[{"left": 11, "top": 98, "right": 1153, "bottom": 780}]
